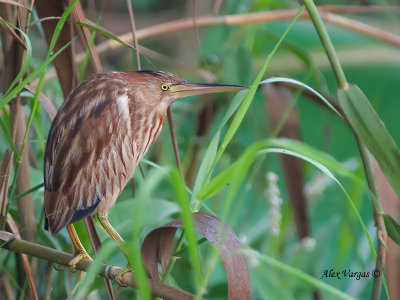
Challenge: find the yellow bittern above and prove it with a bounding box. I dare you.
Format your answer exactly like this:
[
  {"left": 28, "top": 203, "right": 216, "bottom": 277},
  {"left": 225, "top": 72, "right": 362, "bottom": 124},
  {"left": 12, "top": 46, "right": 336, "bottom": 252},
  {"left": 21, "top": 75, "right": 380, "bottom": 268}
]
[{"left": 44, "top": 70, "right": 246, "bottom": 281}]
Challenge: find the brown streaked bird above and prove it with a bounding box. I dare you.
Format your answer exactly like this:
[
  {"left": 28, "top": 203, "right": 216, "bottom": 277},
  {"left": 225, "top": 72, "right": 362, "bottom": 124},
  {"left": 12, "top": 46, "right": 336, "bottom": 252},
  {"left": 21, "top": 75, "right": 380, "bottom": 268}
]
[{"left": 44, "top": 70, "right": 246, "bottom": 281}]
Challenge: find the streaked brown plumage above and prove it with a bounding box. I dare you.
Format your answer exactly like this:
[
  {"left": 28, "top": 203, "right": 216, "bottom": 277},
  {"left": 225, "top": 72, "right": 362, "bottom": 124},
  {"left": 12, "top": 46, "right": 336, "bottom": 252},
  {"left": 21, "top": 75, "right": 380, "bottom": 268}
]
[{"left": 43, "top": 70, "right": 246, "bottom": 278}]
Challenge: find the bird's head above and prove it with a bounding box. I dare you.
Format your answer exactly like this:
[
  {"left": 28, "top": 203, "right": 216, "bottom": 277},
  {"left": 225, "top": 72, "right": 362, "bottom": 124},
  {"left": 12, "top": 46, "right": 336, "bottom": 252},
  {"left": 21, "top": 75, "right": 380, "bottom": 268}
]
[{"left": 124, "top": 70, "right": 247, "bottom": 113}]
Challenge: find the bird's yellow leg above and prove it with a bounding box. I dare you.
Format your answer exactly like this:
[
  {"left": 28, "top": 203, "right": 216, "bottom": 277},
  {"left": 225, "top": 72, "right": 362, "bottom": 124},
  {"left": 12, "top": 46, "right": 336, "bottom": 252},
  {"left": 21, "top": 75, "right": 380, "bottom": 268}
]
[
  {"left": 98, "top": 214, "right": 131, "bottom": 286},
  {"left": 66, "top": 224, "right": 92, "bottom": 269}
]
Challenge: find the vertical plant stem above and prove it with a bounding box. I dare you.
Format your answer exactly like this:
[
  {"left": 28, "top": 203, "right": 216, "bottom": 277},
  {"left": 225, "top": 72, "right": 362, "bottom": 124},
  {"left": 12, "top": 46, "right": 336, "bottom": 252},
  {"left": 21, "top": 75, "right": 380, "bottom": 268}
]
[
  {"left": 126, "top": 0, "right": 141, "bottom": 69},
  {"left": 357, "top": 140, "right": 387, "bottom": 299},
  {"left": 303, "top": 1, "right": 387, "bottom": 298},
  {"left": 302, "top": 0, "right": 347, "bottom": 89},
  {"left": 167, "top": 108, "right": 183, "bottom": 174}
]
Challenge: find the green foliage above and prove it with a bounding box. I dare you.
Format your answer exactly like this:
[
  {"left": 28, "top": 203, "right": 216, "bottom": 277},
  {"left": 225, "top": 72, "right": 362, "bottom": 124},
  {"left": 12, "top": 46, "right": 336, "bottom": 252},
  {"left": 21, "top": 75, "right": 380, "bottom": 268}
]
[
  {"left": 384, "top": 215, "right": 400, "bottom": 246},
  {"left": 339, "top": 84, "right": 400, "bottom": 197},
  {"left": 1, "top": 0, "right": 400, "bottom": 299}
]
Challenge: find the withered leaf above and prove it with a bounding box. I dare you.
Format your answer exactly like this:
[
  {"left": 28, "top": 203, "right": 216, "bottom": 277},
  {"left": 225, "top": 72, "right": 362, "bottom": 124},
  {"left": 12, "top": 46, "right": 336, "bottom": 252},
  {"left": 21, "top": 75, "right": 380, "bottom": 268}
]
[{"left": 141, "top": 212, "right": 251, "bottom": 300}]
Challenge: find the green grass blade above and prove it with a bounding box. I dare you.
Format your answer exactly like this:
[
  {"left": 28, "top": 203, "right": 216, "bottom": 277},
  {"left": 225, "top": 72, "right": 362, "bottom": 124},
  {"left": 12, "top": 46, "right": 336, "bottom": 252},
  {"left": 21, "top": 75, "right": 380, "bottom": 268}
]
[
  {"left": 260, "top": 147, "right": 376, "bottom": 259},
  {"left": 198, "top": 141, "right": 264, "bottom": 201},
  {"left": 0, "top": 39, "right": 73, "bottom": 110},
  {"left": 19, "top": 0, "right": 78, "bottom": 166},
  {"left": 72, "top": 21, "right": 135, "bottom": 50},
  {"left": 384, "top": 214, "right": 400, "bottom": 245},
  {"left": 191, "top": 90, "right": 247, "bottom": 201},
  {"left": 205, "top": 6, "right": 305, "bottom": 184},
  {"left": 170, "top": 168, "right": 203, "bottom": 290},
  {"left": 260, "top": 77, "right": 342, "bottom": 117},
  {"left": 199, "top": 137, "right": 375, "bottom": 259},
  {"left": 198, "top": 138, "right": 360, "bottom": 200},
  {"left": 338, "top": 84, "right": 400, "bottom": 197},
  {"left": 243, "top": 249, "right": 357, "bottom": 300},
  {"left": 3, "top": 0, "right": 78, "bottom": 228},
  {"left": 14, "top": 182, "right": 45, "bottom": 200},
  {"left": 74, "top": 241, "right": 118, "bottom": 299},
  {"left": 0, "top": 19, "right": 32, "bottom": 96},
  {"left": 0, "top": 117, "right": 19, "bottom": 159},
  {"left": 128, "top": 169, "right": 167, "bottom": 300},
  {"left": 268, "top": 138, "right": 360, "bottom": 182}
]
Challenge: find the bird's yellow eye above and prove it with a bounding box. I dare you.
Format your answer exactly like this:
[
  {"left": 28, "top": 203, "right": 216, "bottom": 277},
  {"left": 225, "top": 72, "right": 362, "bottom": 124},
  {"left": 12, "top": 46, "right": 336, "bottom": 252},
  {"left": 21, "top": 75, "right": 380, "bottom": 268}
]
[{"left": 161, "top": 84, "right": 170, "bottom": 91}]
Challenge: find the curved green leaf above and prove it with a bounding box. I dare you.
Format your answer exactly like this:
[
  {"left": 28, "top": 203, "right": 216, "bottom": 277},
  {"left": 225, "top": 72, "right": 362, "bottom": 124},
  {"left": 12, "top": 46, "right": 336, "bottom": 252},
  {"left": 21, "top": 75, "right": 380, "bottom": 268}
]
[
  {"left": 260, "top": 77, "right": 342, "bottom": 117},
  {"left": 384, "top": 214, "right": 400, "bottom": 245},
  {"left": 338, "top": 84, "right": 400, "bottom": 197}
]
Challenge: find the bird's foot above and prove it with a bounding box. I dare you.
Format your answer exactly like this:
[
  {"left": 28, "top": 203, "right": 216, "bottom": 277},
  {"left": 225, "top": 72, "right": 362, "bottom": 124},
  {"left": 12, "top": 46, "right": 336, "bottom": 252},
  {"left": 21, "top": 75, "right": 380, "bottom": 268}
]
[
  {"left": 68, "top": 251, "right": 93, "bottom": 296},
  {"left": 69, "top": 250, "right": 93, "bottom": 269},
  {"left": 112, "top": 264, "right": 132, "bottom": 287}
]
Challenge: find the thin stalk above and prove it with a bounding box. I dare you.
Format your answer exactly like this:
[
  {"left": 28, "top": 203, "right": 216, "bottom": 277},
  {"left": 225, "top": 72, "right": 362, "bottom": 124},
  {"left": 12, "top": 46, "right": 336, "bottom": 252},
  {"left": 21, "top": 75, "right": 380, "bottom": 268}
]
[
  {"left": 0, "top": 232, "right": 202, "bottom": 300},
  {"left": 303, "top": 1, "right": 387, "bottom": 298},
  {"left": 303, "top": 0, "right": 348, "bottom": 89},
  {"left": 167, "top": 108, "right": 183, "bottom": 174},
  {"left": 126, "top": 0, "right": 141, "bottom": 69},
  {"left": 14, "top": 182, "right": 44, "bottom": 200},
  {"left": 39, "top": 6, "right": 400, "bottom": 85},
  {"left": 357, "top": 139, "right": 388, "bottom": 299},
  {"left": 161, "top": 232, "right": 185, "bottom": 283}
]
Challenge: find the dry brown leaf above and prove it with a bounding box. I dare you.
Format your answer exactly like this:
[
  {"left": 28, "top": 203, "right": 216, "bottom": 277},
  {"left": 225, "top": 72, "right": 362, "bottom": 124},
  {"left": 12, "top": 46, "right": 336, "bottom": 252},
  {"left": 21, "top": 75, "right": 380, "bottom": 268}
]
[
  {"left": 35, "top": 0, "right": 77, "bottom": 98},
  {"left": 141, "top": 212, "right": 251, "bottom": 300},
  {"left": 141, "top": 226, "right": 177, "bottom": 280},
  {"left": 70, "top": 0, "right": 102, "bottom": 73},
  {"left": 0, "top": 230, "right": 14, "bottom": 242},
  {"left": 0, "top": 16, "right": 27, "bottom": 49},
  {"left": 0, "top": 0, "right": 30, "bottom": 10}
]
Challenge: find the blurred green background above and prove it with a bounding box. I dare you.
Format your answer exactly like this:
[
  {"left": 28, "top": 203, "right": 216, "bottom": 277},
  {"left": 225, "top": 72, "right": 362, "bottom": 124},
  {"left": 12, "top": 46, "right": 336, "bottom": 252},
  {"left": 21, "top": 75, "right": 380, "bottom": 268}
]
[{"left": 1, "top": 0, "right": 400, "bottom": 299}]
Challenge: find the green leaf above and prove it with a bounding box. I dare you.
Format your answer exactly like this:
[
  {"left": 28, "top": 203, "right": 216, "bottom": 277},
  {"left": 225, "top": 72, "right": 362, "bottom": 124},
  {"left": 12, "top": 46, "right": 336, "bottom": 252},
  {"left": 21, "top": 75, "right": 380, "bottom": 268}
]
[
  {"left": 0, "top": 39, "right": 73, "bottom": 110},
  {"left": 384, "top": 214, "right": 400, "bottom": 245},
  {"left": 0, "top": 117, "right": 19, "bottom": 158},
  {"left": 205, "top": 6, "right": 305, "bottom": 185},
  {"left": 198, "top": 138, "right": 361, "bottom": 201},
  {"left": 191, "top": 89, "right": 247, "bottom": 201},
  {"left": 198, "top": 140, "right": 264, "bottom": 200},
  {"left": 198, "top": 137, "right": 375, "bottom": 261},
  {"left": 260, "top": 77, "right": 342, "bottom": 118},
  {"left": 242, "top": 249, "right": 357, "bottom": 300},
  {"left": 268, "top": 138, "right": 360, "bottom": 182},
  {"left": 74, "top": 240, "right": 118, "bottom": 299},
  {"left": 169, "top": 168, "right": 203, "bottom": 289},
  {"left": 110, "top": 198, "right": 180, "bottom": 233},
  {"left": 73, "top": 21, "right": 135, "bottom": 50},
  {"left": 338, "top": 84, "right": 400, "bottom": 197}
]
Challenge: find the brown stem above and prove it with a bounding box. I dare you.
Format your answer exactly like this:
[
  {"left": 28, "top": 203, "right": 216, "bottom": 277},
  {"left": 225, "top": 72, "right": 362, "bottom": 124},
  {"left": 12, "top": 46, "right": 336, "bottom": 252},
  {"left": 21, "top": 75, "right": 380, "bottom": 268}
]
[
  {"left": 126, "top": 0, "right": 141, "bottom": 70},
  {"left": 167, "top": 107, "right": 183, "bottom": 174},
  {"left": 323, "top": 12, "right": 400, "bottom": 47},
  {"left": 70, "top": 0, "right": 103, "bottom": 73},
  {"left": 357, "top": 142, "right": 387, "bottom": 300},
  {"left": 0, "top": 231, "right": 204, "bottom": 300},
  {"left": 91, "top": 5, "right": 399, "bottom": 55},
  {"left": 35, "top": 5, "right": 400, "bottom": 86}
]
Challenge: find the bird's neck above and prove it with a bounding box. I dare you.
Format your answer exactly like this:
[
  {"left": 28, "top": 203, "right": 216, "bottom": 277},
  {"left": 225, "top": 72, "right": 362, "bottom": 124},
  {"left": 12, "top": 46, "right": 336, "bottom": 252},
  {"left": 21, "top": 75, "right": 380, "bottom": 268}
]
[{"left": 129, "top": 105, "right": 167, "bottom": 166}]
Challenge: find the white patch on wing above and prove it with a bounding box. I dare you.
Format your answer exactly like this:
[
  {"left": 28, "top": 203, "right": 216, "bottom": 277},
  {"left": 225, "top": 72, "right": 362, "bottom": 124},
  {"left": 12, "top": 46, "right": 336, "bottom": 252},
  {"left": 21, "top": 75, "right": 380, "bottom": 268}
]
[{"left": 116, "top": 94, "right": 130, "bottom": 121}]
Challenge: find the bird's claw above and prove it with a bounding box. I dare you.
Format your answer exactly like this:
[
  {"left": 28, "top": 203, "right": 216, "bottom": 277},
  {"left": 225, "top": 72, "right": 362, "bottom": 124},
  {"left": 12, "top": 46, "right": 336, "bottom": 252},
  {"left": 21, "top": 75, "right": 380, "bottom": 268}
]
[
  {"left": 69, "top": 250, "right": 93, "bottom": 270},
  {"left": 54, "top": 264, "right": 68, "bottom": 272},
  {"left": 112, "top": 265, "right": 132, "bottom": 287}
]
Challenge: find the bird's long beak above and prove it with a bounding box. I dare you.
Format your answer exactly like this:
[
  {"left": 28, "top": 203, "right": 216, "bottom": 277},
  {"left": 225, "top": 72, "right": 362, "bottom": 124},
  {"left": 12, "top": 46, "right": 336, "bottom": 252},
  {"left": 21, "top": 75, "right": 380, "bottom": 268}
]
[{"left": 170, "top": 82, "right": 248, "bottom": 99}]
